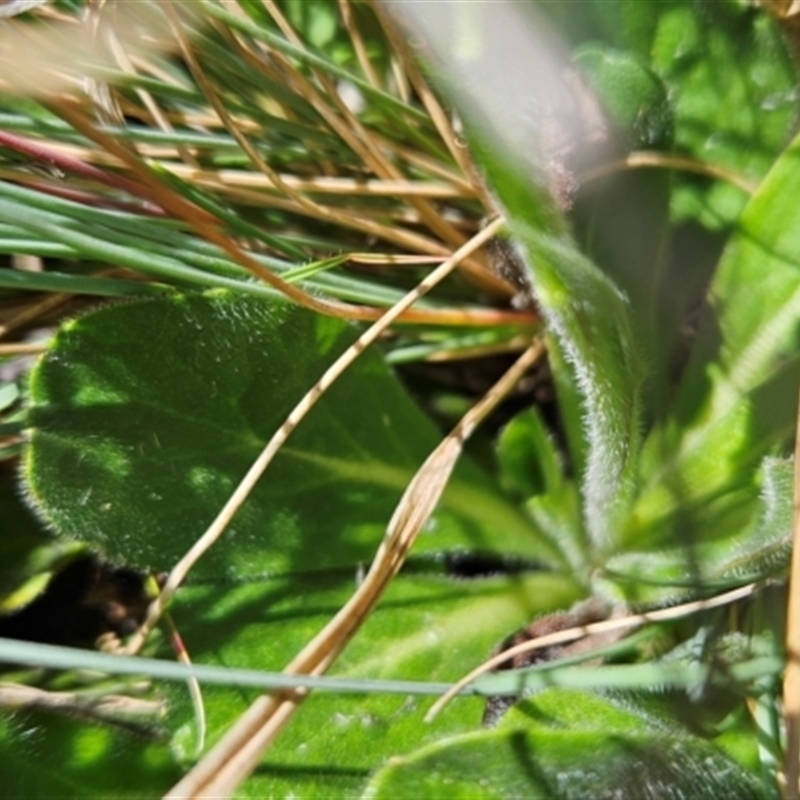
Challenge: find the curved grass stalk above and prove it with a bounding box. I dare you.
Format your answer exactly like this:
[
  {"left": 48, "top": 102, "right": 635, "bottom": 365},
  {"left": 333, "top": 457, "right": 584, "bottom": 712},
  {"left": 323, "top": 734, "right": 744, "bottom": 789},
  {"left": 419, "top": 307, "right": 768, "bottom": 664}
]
[
  {"left": 164, "top": 336, "right": 545, "bottom": 799},
  {"left": 426, "top": 581, "right": 762, "bottom": 721},
  {"left": 161, "top": 610, "right": 206, "bottom": 758},
  {"left": 124, "top": 216, "right": 507, "bottom": 655},
  {"left": 0, "top": 291, "right": 71, "bottom": 340},
  {"left": 582, "top": 150, "right": 758, "bottom": 195}
]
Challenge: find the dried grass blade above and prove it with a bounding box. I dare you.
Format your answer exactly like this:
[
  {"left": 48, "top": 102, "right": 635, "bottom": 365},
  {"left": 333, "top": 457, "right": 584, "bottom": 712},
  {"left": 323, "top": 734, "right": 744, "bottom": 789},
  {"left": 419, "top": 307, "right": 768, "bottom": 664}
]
[
  {"left": 164, "top": 335, "right": 544, "bottom": 799},
  {"left": 427, "top": 582, "right": 761, "bottom": 721},
  {"left": 582, "top": 151, "right": 757, "bottom": 195},
  {"left": 125, "top": 217, "right": 507, "bottom": 655},
  {"left": 338, "top": 0, "right": 381, "bottom": 88},
  {"left": 162, "top": 610, "right": 206, "bottom": 757}
]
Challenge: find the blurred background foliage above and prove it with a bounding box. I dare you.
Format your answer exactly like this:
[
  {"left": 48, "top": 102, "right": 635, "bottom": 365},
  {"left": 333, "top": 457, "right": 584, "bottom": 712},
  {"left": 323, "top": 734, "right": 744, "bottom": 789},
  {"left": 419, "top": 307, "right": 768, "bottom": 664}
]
[{"left": 0, "top": 0, "right": 799, "bottom": 797}]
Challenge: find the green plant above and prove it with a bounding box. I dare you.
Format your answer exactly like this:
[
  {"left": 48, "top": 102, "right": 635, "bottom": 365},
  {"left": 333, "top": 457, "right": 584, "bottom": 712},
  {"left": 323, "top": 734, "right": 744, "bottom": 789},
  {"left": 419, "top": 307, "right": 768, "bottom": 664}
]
[{"left": 1, "top": 1, "right": 799, "bottom": 797}]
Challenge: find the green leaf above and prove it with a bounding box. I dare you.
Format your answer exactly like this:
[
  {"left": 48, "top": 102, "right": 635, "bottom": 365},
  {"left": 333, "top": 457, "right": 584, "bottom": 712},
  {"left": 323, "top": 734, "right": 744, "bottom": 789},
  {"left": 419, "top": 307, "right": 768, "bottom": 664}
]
[
  {"left": 604, "top": 457, "right": 793, "bottom": 603},
  {"left": 23, "top": 292, "right": 560, "bottom": 579},
  {"left": 650, "top": 1, "right": 796, "bottom": 229},
  {"left": 164, "top": 570, "right": 579, "bottom": 798},
  {"left": 632, "top": 130, "right": 800, "bottom": 547},
  {"left": 362, "top": 690, "right": 763, "bottom": 799},
  {"left": 0, "top": 710, "right": 181, "bottom": 799},
  {"left": 573, "top": 45, "right": 673, "bottom": 151},
  {"left": 496, "top": 407, "right": 563, "bottom": 501},
  {"left": 387, "top": 1, "right": 646, "bottom": 553},
  {"left": 495, "top": 406, "right": 589, "bottom": 575}
]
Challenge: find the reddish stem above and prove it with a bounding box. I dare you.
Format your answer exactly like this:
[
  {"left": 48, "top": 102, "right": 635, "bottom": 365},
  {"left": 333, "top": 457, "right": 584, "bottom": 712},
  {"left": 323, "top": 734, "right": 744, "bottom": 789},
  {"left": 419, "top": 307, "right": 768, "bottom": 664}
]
[{"left": 0, "top": 128, "right": 166, "bottom": 213}]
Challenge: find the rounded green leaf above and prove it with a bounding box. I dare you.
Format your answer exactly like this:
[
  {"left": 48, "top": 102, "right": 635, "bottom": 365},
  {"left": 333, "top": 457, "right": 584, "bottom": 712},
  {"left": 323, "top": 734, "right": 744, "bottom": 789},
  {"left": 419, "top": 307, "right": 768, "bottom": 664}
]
[
  {"left": 23, "top": 292, "right": 555, "bottom": 578},
  {"left": 363, "top": 690, "right": 763, "bottom": 799},
  {"left": 164, "top": 570, "right": 580, "bottom": 798}
]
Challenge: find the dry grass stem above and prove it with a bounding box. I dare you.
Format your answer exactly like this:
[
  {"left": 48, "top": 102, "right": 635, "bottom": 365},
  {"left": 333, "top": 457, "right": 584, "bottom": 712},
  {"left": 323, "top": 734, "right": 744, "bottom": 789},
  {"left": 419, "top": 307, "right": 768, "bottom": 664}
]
[
  {"left": 0, "top": 681, "right": 165, "bottom": 726},
  {"left": 380, "top": 137, "right": 477, "bottom": 194},
  {"left": 125, "top": 216, "right": 508, "bottom": 655},
  {"left": 46, "top": 101, "right": 502, "bottom": 292},
  {"left": 338, "top": 0, "right": 381, "bottom": 88},
  {"left": 164, "top": 1, "right": 312, "bottom": 210},
  {"left": 426, "top": 581, "right": 762, "bottom": 721},
  {"left": 0, "top": 342, "right": 49, "bottom": 356},
  {"left": 42, "top": 143, "right": 475, "bottom": 198},
  {"left": 0, "top": 293, "right": 71, "bottom": 340},
  {"left": 582, "top": 151, "right": 758, "bottom": 195},
  {"left": 165, "top": 335, "right": 544, "bottom": 799},
  {"left": 424, "top": 334, "right": 533, "bottom": 362},
  {"left": 161, "top": 611, "right": 206, "bottom": 757}
]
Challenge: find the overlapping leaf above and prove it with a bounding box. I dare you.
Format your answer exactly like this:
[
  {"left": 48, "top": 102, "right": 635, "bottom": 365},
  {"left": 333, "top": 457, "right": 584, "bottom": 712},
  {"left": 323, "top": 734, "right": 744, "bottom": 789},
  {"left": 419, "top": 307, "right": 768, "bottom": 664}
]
[
  {"left": 362, "top": 689, "right": 763, "bottom": 799},
  {"left": 631, "top": 131, "right": 800, "bottom": 548},
  {"left": 24, "top": 292, "right": 559, "bottom": 578},
  {"left": 387, "top": 1, "right": 646, "bottom": 553}
]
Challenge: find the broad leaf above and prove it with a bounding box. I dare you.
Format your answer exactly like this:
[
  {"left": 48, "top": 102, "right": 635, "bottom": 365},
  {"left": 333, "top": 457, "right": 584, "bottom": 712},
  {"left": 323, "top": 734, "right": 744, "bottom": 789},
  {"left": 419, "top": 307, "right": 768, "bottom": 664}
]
[
  {"left": 24, "top": 292, "right": 561, "bottom": 579},
  {"left": 0, "top": 709, "right": 181, "bottom": 799},
  {"left": 632, "top": 131, "right": 800, "bottom": 547},
  {"left": 362, "top": 689, "right": 763, "bottom": 799},
  {"left": 0, "top": 569, "right": 580, "bottom": 799},
  {"left": 168, "top": 570, "right": 579, "bottom": 798}
]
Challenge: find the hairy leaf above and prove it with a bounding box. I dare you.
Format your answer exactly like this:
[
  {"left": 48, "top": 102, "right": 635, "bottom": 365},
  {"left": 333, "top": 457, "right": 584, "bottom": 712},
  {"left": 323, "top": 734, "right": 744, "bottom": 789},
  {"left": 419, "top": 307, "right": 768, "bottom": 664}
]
[
  {"left": 23, "top": 292, "right": 559, "bottom": 578},
  {"left": 632, "top": 131, "right": 800, "bottom": 548},
  {"left": 387, "top": 0, "right": 646, "bottom": 553},
  {"left": 362, "top": 689, "right": 762, "bottom": 799}
]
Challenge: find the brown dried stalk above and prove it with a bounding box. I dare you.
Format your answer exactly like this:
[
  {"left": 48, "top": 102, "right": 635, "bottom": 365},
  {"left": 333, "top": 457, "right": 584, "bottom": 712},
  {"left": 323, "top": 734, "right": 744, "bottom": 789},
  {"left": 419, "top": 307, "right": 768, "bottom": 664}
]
[{"left": 164, "top": 335, "right": 545, "bottom": 799}]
